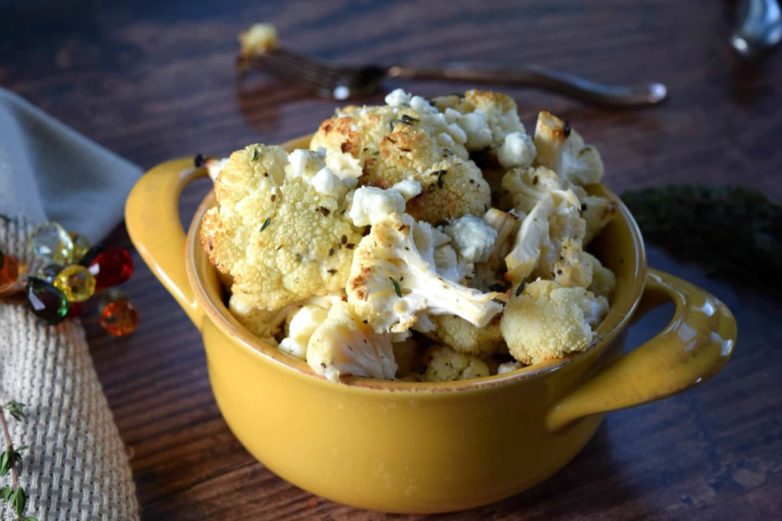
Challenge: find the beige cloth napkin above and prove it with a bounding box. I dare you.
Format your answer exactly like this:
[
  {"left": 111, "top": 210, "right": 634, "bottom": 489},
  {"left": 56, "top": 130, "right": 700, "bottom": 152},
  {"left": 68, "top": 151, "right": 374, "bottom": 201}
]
[{"left": 0, "top": 89, "right": 140, "bottom": 520}]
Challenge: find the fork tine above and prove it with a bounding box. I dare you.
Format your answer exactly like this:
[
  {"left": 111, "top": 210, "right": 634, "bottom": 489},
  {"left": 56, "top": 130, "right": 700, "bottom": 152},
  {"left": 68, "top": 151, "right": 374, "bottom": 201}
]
[
  {"left": 260, "top": 52, "right": 340, "bottom": 86},
  {"left": 250, "top": 55, "right": 334, "bottom": 93},
  {"left": 272, "top": 48, "right": 343, "bottom": 79}
]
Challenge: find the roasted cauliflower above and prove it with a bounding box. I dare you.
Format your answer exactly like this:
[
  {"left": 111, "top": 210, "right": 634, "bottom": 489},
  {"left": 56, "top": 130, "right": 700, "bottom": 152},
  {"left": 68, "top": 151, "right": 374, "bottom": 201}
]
[
  {"left": 500, "top": 279, "right": 608, "bottom": 365},
  {"left": 201, "top": 89, "right": 619, "bottom": 383}
]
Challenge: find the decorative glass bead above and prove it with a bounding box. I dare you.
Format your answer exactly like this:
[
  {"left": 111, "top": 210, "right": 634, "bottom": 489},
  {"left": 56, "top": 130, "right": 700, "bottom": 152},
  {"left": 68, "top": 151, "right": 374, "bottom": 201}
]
[
  {"left": 67, "top": 301, "right": 83, "bottom": 319},
  {"left": 28, "top": 222, "right": 74, "bottom": 264},
  {"left": 0, "top": 251, "right": 19, "bottom": 286},
  {"left": 69, "top": 232, "right": 91, "bottom": 263},
  {"left": 53, "top": 265, "right": 96, "bottom": 302},
  {"left": 38, "top": 263, "right": 63, "bottom": 283},
  {"left": 88, "top": 247, "right": 134, "bottom": 288},
  {"left": 78, "top": 244, "right": 105, "bottom": 267},
  {"left": 27, "top": 277, "right": 69, "bottom": 324},
  {"left": 99, "top": 291, "right": 139, "bottom": 336}
]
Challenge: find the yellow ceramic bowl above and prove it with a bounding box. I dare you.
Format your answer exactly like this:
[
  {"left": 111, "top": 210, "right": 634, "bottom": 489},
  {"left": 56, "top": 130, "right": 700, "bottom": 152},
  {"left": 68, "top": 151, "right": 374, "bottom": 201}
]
[{"left": 126, "top": 136, "right": 736, "bottom": 514}]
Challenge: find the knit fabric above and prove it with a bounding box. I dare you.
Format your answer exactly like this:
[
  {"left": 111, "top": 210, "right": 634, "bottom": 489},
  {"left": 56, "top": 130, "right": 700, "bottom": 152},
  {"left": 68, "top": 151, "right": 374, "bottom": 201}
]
[{"left": 0, "top": 217, "right": 139, "bottom": 521}]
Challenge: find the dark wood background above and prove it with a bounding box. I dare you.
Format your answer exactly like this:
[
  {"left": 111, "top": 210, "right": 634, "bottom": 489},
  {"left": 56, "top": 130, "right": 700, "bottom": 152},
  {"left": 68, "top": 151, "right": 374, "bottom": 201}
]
[{"left": 1, "top": 1, "right": 781, "bottom": 519}]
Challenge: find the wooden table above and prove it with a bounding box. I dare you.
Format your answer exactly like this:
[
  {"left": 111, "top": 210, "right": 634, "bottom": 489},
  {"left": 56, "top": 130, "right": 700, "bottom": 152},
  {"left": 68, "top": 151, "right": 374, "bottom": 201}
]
[{"left": 2, "top": 1, "right": 781, "bottom": 519}]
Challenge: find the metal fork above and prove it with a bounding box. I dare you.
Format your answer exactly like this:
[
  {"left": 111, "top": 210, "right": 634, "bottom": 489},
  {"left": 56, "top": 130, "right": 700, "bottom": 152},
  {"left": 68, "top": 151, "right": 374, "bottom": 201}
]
[{"left": 239, "top": 47, "right": 667, "bottom": 108}]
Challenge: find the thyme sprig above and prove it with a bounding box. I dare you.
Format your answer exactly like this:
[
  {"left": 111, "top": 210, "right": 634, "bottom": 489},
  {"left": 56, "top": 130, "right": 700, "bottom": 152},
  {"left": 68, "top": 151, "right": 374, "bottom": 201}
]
[{"left": 0, "top": 402, "right": 36, "bottom": 521}]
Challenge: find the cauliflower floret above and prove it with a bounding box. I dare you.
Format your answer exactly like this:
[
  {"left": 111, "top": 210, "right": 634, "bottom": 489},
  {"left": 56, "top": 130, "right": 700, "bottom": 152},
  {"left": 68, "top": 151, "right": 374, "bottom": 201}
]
[
  {"left": 443, "top": 214, "right": 498, "bottom": 264},
  {"left": 425, "top": 314, "right": 504, "bottom": 357},
  {"left": 505, "top": 189, "right": 587, "bottom": 285},
  {"left": 534, "top": 111, "right": 604, "bottom": 186},
  {"left": 239, "top": 23, "right": 278, "bottom": 56},
  {"left": 569, "top": 185, "right": 618, "bottom": 244},
  {"left": 433, "top": 90, "right": 525, "bottom": 150},
  {"left": 278, "top": 299, "right": 335, "bottom": 359},
  {"left": 500, "top": 166, "right": 562, "bottom": 213},
  {"left": 587, "top": 253, "right": 616, "bottom": 298},
  {"left": 413, "top": 221, "right": 467, "bottom": 282},
  {"left": 227, "top": 292, "right": 291, "bottom": 341},
  {"left": 347, "top": 213, "right": 505, "bottom": 333},
  {"left": 310, "top": 99, "right": 491, "bottom": 223},
  {"left": 500, "top": 279, "right": 608, "bottom": 365},
  {"left": 472, "top": 208, "right": 519, "bottom": 291},
  {"left": 306, "top": 301, "right": 397, "bottom": 382},
  {"left": 200, "top": 144, "right": 362, "bottom": 312},
  {"left": 404, "top": 156, "right": 491, "bottom": 224},
  {"left": 422, "top": 345, "right": 490, "bottom": 382},
  {"left": 497, "top": 132, "right": 537, "bottom": 169}
]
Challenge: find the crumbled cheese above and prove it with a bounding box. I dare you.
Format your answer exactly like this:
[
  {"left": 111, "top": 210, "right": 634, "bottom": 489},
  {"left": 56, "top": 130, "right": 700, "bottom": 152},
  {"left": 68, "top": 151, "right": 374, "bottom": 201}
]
[
  {"left": 410, "top": 95, "right": 436, "bottom": 114},
  {"left": 348, "top": 186, "right": 406, "bottom": 226},
  {"left": 460, "top": 110, "right": 493, "bottom": 150},
  {"left": 206, "top": 158, "right": 228, "bottom": 181},
  {"left": 391, "top": 178, "right": 423, "bottom": 201},
  {"left": 385, "top": 88, "right": 412, "bottom": 107},
  {"left": 497, "top": 132, "right": 537, "bottom": 169},
  {"left": 497, "top": 361, "right": 522, "bottom": 374},
  {"left": 444, "top": 215, "right": 498, "bottom": 263},
  {"left": 310, "top": 167, "right": 345, "bottom": 197},
  {"left": 286, "top": 149, "right": 320, "bottom": 179},
  {"left": 323, "top": 149, "right": 362, "bottom": 186}
]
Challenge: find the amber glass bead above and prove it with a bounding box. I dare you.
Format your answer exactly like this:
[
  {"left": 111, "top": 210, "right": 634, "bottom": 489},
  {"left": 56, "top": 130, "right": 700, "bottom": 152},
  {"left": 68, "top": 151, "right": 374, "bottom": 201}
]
[
  {"left": 28, "top": 222, "right": 73, "bottom": 264},
  {"left": 0, "top": 252, "right": 20, "bottom": 286},
  {"left": 27, "top": 277, "right": 69, "bottom": 324},
  {"left": 100, "top": 295, "right": 139, "bottom": 337},
  {"left": 88, "top": 247, "right": 134, "bottom": 288},
  {"left": 53, "top": 265, "right": 96, "bottom": 302}
]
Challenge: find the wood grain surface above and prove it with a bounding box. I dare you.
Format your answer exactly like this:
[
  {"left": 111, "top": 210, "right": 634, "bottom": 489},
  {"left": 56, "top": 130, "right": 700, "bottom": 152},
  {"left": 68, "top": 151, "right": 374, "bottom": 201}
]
[{"left": 1, "top": 1, "right": 781, "bottom": 519}]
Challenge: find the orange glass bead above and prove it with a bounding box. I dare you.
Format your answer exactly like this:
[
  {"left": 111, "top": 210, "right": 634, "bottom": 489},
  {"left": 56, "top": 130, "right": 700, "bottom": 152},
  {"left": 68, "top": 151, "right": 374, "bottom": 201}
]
[
  {"left": 100, "top": 297, "right": 139, "bottom": 337},
  {"left": 0, "top": 252, "right": 19, "bottom": 285}
]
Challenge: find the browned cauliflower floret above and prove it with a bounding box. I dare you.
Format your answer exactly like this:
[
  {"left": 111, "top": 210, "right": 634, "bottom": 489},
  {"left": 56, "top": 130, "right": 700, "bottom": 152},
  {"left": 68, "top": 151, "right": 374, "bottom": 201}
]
[
  {"left": 533, "top": 111, "right": 604, "bottom": 186},
  {"left": 424, "top": 314, "right": 504, "bottom": 357},
  {"left": 500, "top": 279, "right": 608, "bottom": 365},
  {"left": 310, "top": 94, "right": 491, "bottom": 223},
  {"left": 422, "top": 345, "right": 491, "bottom": 382},
  {"left": 201, "top": 145, "right": 362, "bottom": 313},
  {"left": 500, "top": 166, "right": 561, "bottom": 213}
]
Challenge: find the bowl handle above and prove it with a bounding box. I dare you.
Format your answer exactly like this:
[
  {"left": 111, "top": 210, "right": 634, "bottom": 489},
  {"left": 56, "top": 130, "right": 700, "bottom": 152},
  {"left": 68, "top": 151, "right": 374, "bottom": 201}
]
[
  {"left": 545, "top": 268, "right": 737, "bottom": 431},
  {"left": 125, "top": 158, "right": 207, "bottom": 329}
]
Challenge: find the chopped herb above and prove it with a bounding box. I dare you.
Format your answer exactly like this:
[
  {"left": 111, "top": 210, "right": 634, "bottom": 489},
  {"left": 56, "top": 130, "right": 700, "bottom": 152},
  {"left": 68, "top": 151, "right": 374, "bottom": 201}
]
[
  {"left": 260, "top": 217, "right": 271, "bottom": 232},
  {"left": 251, "top": 147, "right": 260, "bottom": 161},
  {"left": 515, "top": 282, "right": 526, "bottom": 297},
  {"left": 401, "top": 114, "right": 419, "bottom": 125},
  {"left": 317, "top": 206, "right": 330, "bottom": 217},
  {"left": 431, "top": 169, "right": 448, "bottom": 188},
  {"left": 389, "top": 277, "right": 402, "bottom": 298}
]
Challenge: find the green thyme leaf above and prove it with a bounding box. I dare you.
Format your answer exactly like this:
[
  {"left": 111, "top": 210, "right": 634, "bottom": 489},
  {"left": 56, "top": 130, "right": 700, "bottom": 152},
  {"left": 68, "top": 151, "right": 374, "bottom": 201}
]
[
  {"left": 400, "top": 114, "right": 419, "bottom": 125},
  {"left": 5, "top": 401, "right": 26, "bottom": 422},
  {"left": 0, "top": 449, "right": 12, "bottom": 476},
  {"left": 251, "top": 147, "right": 260, "bottom": 161},
  {"left": 515, "top": 282, "right": 526, "bottom": 297},
  {"left": 389, "top": 277, "right": 402, "bottom": 298},
  {"left": 13, "top": 486, "right": 26, "bottom": 516},
  {"left": 260, "top": 217, "right": 271, "bottom": 232}
]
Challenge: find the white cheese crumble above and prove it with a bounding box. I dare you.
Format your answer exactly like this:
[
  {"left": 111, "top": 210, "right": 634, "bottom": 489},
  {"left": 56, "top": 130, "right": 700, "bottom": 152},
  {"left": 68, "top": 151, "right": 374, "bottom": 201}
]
[
  {"left": 391, "top": 178, "right": 422, "bottom": 201},
  {"left": 444, "top": 215, "right": 498, "bottom": 263},
  {"left": 310, "top": 167, "right": 345, "bottom": 197},
  {"left": 348, "top": 186, "right": 406, "bottom": 226},
  {"left": 497, "top": 131, "right": 537, "bottom": 169},
  {"left": 385, "top": 88, "right": 411, "bottom": 107}
]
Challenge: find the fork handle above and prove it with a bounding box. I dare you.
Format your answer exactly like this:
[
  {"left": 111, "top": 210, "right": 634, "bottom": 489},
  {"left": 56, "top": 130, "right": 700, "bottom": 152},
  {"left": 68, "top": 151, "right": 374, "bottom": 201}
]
[{"left": 387, "top": 64, "right": 667, "bottom": 108}]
